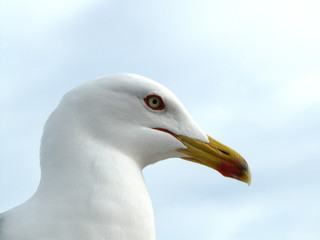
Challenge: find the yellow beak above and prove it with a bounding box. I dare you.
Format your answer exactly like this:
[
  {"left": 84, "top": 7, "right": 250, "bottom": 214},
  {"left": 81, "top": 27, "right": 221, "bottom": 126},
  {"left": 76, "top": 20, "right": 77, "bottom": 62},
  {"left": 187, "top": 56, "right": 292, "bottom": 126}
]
[{"left": 176, "top": 135, "right": 251, "bottom": 185}]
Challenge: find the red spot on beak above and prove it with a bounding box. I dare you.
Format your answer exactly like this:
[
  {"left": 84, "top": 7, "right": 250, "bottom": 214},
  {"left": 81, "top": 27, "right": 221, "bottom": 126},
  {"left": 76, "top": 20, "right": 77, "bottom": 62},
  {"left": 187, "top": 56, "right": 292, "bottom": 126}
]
[{"left": 217, "top": 160, "right": 245, "bottom": 180}]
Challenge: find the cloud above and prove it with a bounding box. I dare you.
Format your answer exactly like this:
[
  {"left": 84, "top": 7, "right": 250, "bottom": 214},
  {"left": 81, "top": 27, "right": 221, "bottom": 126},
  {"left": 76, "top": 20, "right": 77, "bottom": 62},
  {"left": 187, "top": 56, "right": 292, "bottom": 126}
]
[{"left": 279, "top": 74, "right": 320, "bottom": 110}]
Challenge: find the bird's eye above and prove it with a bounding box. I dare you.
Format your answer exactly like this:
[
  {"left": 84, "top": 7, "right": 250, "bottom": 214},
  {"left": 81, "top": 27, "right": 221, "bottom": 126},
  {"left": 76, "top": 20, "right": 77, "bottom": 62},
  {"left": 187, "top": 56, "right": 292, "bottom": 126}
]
[{"left": 144, "top": 95, "right": 165, "bottom": 110}]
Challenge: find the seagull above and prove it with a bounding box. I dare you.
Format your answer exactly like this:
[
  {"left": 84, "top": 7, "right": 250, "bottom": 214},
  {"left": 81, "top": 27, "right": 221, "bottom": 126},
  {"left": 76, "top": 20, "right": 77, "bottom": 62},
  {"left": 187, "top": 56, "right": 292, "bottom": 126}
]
[{"left": 0, "top": 73, "right": 251, "bottom": 240}]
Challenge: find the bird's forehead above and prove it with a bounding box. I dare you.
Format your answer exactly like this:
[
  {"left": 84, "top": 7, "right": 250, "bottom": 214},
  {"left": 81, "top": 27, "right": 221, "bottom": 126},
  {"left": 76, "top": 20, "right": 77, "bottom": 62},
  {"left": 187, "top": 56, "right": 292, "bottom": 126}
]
[{"left": 98, "top": 73, "right": 172, "bottom": 97}]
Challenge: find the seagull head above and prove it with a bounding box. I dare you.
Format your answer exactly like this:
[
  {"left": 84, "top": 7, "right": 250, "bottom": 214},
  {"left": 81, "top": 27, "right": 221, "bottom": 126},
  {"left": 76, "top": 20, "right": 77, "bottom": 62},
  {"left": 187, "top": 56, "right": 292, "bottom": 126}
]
[{"left": 48, "top": 73, "right": 251, "bottom": 185}]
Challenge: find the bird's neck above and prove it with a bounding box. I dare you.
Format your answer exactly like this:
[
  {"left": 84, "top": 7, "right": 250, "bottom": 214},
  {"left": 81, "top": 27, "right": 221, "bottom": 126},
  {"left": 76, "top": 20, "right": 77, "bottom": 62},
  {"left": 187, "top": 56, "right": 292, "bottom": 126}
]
[{"left": 32, "top": 130, "right": 156, "bottom": 240}]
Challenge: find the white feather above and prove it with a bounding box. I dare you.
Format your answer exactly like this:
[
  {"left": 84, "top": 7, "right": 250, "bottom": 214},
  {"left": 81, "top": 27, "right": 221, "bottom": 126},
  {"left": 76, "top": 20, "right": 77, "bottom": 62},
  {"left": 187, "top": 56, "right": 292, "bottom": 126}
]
[{"left": 0, "top": 73, "right": 208, "bottom": 240}]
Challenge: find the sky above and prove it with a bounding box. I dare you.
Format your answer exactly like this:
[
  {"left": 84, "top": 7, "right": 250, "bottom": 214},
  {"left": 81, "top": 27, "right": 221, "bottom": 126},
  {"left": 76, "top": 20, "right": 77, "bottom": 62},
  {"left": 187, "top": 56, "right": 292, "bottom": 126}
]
[{"left": 1, "top": 0, "right": 320, "bottom": 239}]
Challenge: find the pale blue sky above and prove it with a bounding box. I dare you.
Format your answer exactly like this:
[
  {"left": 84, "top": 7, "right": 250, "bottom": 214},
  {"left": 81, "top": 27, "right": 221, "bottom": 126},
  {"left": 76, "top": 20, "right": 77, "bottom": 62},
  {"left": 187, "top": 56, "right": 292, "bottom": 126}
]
[{"left": 1, "top": 1, "right": 320, "bottom": 239}]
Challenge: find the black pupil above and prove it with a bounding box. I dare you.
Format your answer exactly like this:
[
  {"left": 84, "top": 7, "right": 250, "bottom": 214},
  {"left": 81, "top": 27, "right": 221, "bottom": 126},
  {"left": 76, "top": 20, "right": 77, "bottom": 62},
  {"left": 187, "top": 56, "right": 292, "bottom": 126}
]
[{"left": 152, "top": 99, "right": 158, "bottom": 105}]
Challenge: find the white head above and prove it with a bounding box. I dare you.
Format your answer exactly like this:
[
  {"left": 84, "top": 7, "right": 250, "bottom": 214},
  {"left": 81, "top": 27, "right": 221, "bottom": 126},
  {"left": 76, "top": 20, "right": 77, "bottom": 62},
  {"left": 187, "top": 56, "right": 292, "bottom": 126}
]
[{"left": 41, "top": 73, "right": 250, "bottom": 183}]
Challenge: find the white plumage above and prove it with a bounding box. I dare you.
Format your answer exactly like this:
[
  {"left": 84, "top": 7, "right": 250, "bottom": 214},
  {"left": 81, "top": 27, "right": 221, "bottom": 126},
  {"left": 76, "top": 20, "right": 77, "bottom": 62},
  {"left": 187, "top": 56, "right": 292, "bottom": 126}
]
[{"left": 0, "top": 74, "right": 250, "bottom": 240}]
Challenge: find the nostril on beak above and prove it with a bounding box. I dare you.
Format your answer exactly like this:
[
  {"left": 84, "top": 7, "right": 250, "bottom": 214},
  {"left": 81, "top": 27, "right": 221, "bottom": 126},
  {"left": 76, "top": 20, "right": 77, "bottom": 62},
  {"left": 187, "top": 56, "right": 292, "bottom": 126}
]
[{"left": 218, "top": 148, "right": 230, "bottom": 156}]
